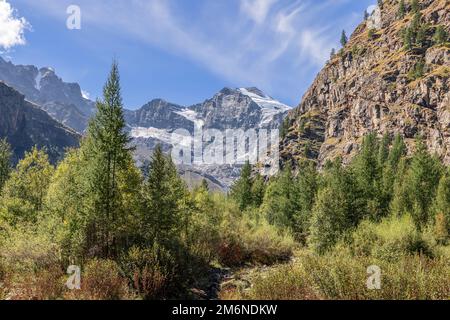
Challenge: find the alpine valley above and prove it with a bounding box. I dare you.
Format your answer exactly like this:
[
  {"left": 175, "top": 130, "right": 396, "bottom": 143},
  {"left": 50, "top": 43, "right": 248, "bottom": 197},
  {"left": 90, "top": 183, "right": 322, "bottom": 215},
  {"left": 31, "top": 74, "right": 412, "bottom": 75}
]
[{"left": 0, "top": 56, "right": 291, "bottom": 189}]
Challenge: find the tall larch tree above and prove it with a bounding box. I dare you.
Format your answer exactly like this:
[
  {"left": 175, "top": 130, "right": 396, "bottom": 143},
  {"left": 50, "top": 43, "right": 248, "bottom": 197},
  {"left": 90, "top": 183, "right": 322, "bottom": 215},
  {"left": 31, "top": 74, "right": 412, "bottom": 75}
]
[{"left": 84, "top": 61, "right": 133, "bottom": 258}]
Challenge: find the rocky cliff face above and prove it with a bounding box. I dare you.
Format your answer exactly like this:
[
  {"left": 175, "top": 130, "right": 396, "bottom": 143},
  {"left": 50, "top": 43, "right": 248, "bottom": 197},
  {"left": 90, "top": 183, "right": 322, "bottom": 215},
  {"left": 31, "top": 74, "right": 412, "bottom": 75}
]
[
  {"left": 280, "top": 0, "right": 449, "bottom": 168},
  {"left": 0, "top": 57, "right": 95, "bottom": 133},
  {"left": 0, "top": 82, "right": 80, "bottom": 164}
]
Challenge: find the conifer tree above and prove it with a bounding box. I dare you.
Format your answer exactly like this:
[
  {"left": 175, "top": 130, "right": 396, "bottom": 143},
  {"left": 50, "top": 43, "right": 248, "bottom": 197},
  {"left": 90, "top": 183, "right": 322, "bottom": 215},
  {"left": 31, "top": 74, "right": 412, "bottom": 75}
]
[
  {"left": 230, "top": 161, "right": 253, "bottom": 211},
  {"left": 292, "top": 161, "right": 317, "bottom": 242},
  {"left": 351, "top": 133, "right": 382, "bottom": 220},
  {"left": 0, "top": 138, "right": 11, "bottom": 194},
  {"left": 261, "top": 163, "right": 298, "bottom": 229},
  {"left": 340, "top": 30, "right": 348, "bottom": 47},
  {"left": 251, "top": 173, "right": 266, "bottom": 208},
  {"left": 309, "top": 158, "right": 357, "bottom": 253},
  {"left": 406, "top": 138, "right": 443, "bottom": 230},
  {"left": 388, "top": 134, "right": 407, "bottom": 168},
  {"left": 433, "top": 26, "right": 448, "bottom": 46},
  {"left": 142, "top": 145, "right": 187, "bottom": 245},
  {"left": 380, "top": 134, "right": 406, "bottom": 217},
  {"left": 83, "top": 61, "right": 133, "bottom": 258},
  {"left": 390, "top": 157, "right": 408, "bottom": 217}
]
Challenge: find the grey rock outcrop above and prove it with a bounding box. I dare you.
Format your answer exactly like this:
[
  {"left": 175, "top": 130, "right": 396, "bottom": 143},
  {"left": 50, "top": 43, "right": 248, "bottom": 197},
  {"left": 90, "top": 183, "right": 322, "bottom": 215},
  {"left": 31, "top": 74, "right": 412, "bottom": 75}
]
[{"left": 280, "top": 0, "right": 449, "bottom": 168}]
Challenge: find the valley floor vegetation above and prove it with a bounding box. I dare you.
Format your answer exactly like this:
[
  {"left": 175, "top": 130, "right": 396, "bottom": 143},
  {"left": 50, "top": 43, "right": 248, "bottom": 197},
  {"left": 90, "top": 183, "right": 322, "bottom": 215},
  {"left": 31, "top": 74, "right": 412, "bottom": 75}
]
[{"left": 0, "top": 63, "right": 449, "bottom": 300}]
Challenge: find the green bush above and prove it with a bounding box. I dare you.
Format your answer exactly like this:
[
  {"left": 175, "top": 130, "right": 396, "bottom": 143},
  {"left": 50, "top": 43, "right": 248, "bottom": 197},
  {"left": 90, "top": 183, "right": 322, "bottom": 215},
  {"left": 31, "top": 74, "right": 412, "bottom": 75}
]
[
  {"left": 351, "top": 215, "right": 434, "bottom": 261},
  {"left": 246, "top": 249, "right": 450, "bottom": 300},
  {"left": 218, "top": 210, "right": 295, "bottom": 267}
]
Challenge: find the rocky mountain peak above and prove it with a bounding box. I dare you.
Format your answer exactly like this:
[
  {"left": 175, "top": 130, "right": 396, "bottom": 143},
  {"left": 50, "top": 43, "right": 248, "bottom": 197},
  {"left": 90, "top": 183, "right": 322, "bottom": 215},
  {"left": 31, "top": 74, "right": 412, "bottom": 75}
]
[
  {"left": 0, "top": 58, "right": 95, "bottom": 133},
  {"left": 0, "top": 82, "right": 80, "bottom": 164}
]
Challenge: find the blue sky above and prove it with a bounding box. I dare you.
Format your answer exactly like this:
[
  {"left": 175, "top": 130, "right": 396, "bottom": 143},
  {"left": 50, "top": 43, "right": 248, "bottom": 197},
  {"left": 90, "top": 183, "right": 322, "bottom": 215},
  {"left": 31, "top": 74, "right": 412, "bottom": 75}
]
[{"left": 2, "top": 0, "right": 374, "bottom": 109}]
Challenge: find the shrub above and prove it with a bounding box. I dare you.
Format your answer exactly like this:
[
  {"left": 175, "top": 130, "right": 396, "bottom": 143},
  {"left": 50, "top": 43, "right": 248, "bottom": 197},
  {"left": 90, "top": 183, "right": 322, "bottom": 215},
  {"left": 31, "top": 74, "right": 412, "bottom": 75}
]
[
  {"left": 351, "top": 215, "right": 434, "bottom": 261},
  {"left": 407, "top": 60, "right": 425, "bottom": 81},
  {"left": 218, "top": 211, "right": 295, "bottom": 267},
  {"left": 75, "top": 259, "right": 129, "bottom": 300},
  {"left": 0, "top": 223, "right": 61, "bottom": 275},
  {"left": 246, "top": 249, "right": 450, "bottom": 300},
  {"left": 120, "top": 245, "right": 175, "bottom": 300},
  {"left": 246, "top": 264, "right": 317, "bottom": 300}
]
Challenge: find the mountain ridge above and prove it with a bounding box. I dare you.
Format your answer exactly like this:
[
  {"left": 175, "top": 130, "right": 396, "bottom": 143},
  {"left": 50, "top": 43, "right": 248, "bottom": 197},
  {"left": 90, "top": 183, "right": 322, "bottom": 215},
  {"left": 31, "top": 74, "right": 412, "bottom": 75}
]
[
  {"left": 279, "top": 0, "right": 449, "bottom": 169},
  {"left": 0, "top": 81, "right": 80, "bottom": 164}
]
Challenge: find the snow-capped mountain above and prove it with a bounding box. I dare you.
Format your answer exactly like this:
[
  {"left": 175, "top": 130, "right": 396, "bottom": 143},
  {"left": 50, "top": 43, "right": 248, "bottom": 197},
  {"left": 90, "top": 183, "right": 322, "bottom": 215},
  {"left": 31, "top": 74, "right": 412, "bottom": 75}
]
[
  {"left": 0, "top": 56, "right": 290, "bottom": 189},
  {"left": 129, "top": 87, "right": 291, "bottom": 189},
  {"left": 0, "top": 57, "right": 95, "bottom": 133}
]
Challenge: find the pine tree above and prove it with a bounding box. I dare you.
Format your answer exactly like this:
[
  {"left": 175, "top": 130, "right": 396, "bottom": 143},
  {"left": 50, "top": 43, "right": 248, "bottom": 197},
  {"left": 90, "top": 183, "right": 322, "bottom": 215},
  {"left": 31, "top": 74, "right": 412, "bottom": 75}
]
[
  {"left": 377, "top": 133, "right": 390, "bottom": 166},
  {"left": 0, "top": 138, "right": 12, "bottom": 194},
  {"left": 142, "top": 145, "right": 187, "bottom": 245},
  {"left": 380, "top": 134, "right": 406, "bottom": 217},
  {"left": 351, "top": 133, "right": 382, "bottom": 220},
  {"left": 340, "top": 30, "right": 348, "bottom": 47},
  {"left": 433, "top": 26, "right": 448, "bottom": 46},
  {"left": 261, "top": 163, "right": 297, "bottom": 229},
  {"left": 230, "top": 161, "right": 253, "bottom": 211},
  {"left": 292, "top": 161, "right": 317, "bottom": 242},
  {"left": 309, "top": 157, "right": 359, "bottom": 253},
  {"left": 416, "top": 25, "right": 427, "bottom": 47},
  {"left": 403, "top": 26, "right": 414, "bottom": 50},
  {"left": 251, "top": 173, "right": 266, "bottom": 208},
  {"left": 364, "top": 10, "right": 369, "bottom": 20},
  {"left": 407, "top": 138, "right": 443, "bottom": 230},
  {"left": 83, "top": 61, "right": 133, "bottom": 258},
  {"left": 309, "top": 185, "right": 350, "bottom": 254},
  {"left": 388, "top": 134, "right": 407, "bottom": 168},
  {"left": 411, "top": 11, "right": 422, "bottom": 31},
  {"left": 398, "top": 0, "right": 406, "bottom": 19}
]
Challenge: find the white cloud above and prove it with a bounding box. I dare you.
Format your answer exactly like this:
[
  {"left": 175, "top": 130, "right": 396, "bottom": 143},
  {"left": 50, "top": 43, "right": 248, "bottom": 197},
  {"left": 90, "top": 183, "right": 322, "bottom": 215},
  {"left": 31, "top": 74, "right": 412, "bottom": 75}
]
[
  {"left": 14, "top": 0, "right": 367, "bottom": 103},
  {"left": 241, "top": 0, "right": 278, "bottom": 24},
  {"left": 0, "top": 0, "right": 30, "bottom": 50}
]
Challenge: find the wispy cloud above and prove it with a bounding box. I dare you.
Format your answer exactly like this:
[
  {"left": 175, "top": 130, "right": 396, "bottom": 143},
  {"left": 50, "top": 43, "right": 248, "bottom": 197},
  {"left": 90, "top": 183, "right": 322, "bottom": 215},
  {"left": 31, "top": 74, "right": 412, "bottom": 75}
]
[
  {"left": 14, "top": 0, "right": 370, "bottom": 103},
  {"left": 240, "top": 0, "right": 278, "bottom": 24},
  {"left": 0, "top": 0, "right": 30, "bottom": 50}
]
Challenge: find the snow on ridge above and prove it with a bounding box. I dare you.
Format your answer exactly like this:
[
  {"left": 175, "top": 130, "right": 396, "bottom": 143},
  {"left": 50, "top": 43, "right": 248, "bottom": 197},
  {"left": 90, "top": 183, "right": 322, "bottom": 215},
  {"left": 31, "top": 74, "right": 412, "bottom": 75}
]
[
  {"left": 34, "top": 71, "right": 42, "bottom": 90},
  {"left": 131, "top": 126, "right": 191, "bottom": 148},
  {"left": 174, "top": 108, "right": 205, "bottom": 128},
  {"left": 239, "top": 88, "right": 291, "bottom": 110},
  {"left": 238, "top": 88, "right": 291, "bottom": 127}
]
